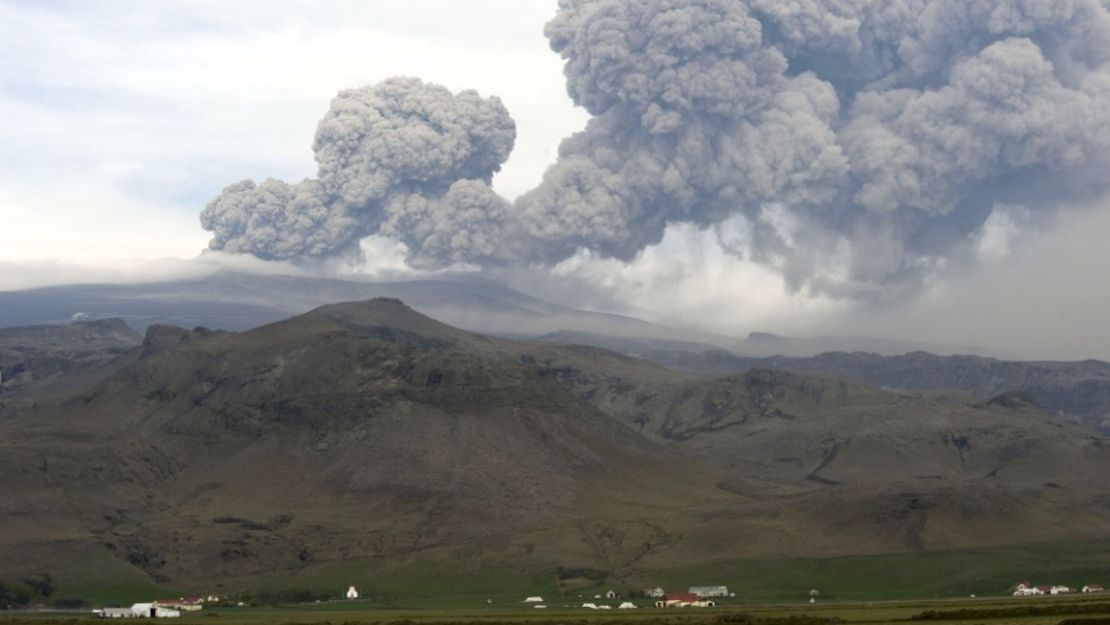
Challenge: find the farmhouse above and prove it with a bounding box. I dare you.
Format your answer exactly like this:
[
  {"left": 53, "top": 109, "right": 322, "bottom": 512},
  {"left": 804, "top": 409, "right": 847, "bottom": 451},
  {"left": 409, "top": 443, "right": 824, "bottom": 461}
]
[
  {"left": 1012, "top": 582, "right": 1046, "bottom": 597},
  {"left": 1051, "top": 586, "right": 1074, "bottom": 595},
  {"left": 1084, "top": 585, "right": 1105, "bottom": 593}
]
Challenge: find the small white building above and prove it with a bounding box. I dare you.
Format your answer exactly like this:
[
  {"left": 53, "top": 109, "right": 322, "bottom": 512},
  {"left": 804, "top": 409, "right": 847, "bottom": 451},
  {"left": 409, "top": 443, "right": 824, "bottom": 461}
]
[
  {"left": 523, "top": 596, "right": 544, "bottom": 603},
  {"left": 1084, "top": 585, "right": 1105, "bottom": 593},
  {"left": 1051, "top": 585, "right": 1073, "bottom": 595},
  {"left": 643, "top": 587, "right": 665, "bottom": 598},
  {"left": 346, "top": 586, "right": 359, "bottom": 600},
  {"left": 130, "top": 603, "right": 181, "bottom": 618},
  {"left": 1013, "top": 582, "right": 1044, "bottom": 597},
  {"left": 605, "top": 590, "right": 618, "bottom": 599}
]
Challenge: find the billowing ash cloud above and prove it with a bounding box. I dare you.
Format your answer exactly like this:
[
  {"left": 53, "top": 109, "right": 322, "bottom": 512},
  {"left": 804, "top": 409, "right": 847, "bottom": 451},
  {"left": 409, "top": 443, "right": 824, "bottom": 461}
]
[
  {"left": 523, "top": 0, "right": 1110, "bottom": 296},
  {"left": 201, "top": 77, "right": 515, "bottom": 265},
  {"left": 202, "top": 1, "right": 1110, "bottom": 297}
]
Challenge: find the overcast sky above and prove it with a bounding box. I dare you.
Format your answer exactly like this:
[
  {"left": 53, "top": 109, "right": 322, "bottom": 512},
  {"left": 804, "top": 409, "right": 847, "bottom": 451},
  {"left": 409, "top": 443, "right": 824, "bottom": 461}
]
[
  {"left": 0, "top": 0, "right": 583, "bottom": 258},
  {"left": 2, "top": 0, "right": 1110, "bottom": 360}
]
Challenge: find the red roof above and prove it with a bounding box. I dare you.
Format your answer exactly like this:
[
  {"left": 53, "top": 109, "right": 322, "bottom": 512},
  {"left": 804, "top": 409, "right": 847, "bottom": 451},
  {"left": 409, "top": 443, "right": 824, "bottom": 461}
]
[{"left": 663, "top": 593, "right": 701, "bottom": 602}]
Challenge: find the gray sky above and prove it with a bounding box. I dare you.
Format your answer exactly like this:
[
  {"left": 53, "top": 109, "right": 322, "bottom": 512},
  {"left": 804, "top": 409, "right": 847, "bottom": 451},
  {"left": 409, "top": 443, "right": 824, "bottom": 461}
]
[
  {"left": 0, "top": 0, "right": 584, "bottom": 257},
  {"left": 2, "top": 0, "right": 1110, "bottom": 361}
]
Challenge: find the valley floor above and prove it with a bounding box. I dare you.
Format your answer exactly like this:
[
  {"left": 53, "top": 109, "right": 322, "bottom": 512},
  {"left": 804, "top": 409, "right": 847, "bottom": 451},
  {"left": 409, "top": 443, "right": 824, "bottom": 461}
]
[{"left": 7, "top": 594, "right": 1110, "bottom": 625}]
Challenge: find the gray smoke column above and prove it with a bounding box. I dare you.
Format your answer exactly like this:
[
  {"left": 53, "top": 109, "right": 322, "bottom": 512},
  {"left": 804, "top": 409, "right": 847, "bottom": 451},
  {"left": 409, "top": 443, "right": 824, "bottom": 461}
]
[
  {"left": 202, "top": 1, "right": 1110, "bottom": 297},
  {"left": 517, "top": 0, "right": 1110, "bottom": 296},
  {"left": 201, "top": 77, "right": 515, "bottom": 266}
]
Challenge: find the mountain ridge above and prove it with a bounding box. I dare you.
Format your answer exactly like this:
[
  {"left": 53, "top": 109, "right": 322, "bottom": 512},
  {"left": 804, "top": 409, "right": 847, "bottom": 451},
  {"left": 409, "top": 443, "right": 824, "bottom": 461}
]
[{"left": 1, "top": 299, "right": 1109, "bottom": 599}]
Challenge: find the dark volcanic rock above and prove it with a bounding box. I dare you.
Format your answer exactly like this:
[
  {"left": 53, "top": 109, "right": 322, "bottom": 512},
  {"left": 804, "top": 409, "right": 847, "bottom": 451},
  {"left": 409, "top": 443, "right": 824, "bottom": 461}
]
[{"left": 0, "top": 318, "right": 141, "bottom": 394}]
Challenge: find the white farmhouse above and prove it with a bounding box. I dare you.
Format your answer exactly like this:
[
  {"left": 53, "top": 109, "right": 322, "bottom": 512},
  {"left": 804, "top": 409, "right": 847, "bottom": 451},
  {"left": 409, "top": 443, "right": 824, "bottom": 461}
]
[{"left": 1013, "top": 582, "right": 1044, "bottom": 597}]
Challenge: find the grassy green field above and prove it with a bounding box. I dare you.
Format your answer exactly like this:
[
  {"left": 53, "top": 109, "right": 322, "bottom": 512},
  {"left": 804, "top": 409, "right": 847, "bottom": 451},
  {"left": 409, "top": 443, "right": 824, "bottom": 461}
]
[
  {"left": 181, "top": 539, "right": 1110, "bottom": 610},
  {"left": 6, "top": 594, "right": 1110, "bottom": 625},
  {"left": 6, "top": 539, "right": 1110, "bottom": 612}
]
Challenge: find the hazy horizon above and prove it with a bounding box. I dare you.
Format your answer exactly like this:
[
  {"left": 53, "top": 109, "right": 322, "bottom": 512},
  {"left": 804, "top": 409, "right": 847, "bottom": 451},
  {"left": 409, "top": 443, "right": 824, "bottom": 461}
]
[{"left": 4, "top": 0, "right": 1110, "bottom": 361}]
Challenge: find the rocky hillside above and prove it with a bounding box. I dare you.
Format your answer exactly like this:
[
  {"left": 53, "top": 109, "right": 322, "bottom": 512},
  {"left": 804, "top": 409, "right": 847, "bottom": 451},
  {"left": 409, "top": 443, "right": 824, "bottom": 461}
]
[
  {"left": 673, "top": 350, "right": 1110, "bottom": 432},
  {"left": 0, "top": 300, "right": 723, "bottom": 587},
  {"left": 1, "top": 300, "right": 1109, "bottom": 595},
  {"left": 0, "top": 318, "right": 141, "bottom": 396},
  {"left": 534, "top": 332, "right": 1110, "bottom": 433}
]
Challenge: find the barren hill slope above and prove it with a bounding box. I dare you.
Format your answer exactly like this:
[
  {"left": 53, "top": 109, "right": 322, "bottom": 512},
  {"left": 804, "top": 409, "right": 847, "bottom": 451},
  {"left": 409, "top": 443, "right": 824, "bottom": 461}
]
[
  {"left": 0, "top": 300, "right": 727, "bottom": 587},
  {"left": 2, "top": 300, "right": 1110, "bottom": 598}
]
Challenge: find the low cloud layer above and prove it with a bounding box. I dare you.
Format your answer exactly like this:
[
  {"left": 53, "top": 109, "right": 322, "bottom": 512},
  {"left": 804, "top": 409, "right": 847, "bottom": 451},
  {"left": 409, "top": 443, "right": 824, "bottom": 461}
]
[{"left": 201, "top": 0, "right": 1110, "bottom": 301}]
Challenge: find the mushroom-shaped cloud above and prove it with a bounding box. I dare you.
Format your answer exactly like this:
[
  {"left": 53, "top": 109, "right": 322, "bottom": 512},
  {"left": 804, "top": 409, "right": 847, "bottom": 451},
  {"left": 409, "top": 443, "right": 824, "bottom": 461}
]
[{"left": 201, "top": 77, "right": 516, "bottom": 265}]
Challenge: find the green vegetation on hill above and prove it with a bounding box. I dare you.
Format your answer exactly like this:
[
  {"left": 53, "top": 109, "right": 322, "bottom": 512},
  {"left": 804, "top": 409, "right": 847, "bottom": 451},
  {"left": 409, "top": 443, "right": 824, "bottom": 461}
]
[
  {"left": 647, "top": 539, "right": 1110, "bottom": 603},
  {"left": 17, "top": 538, "right": 1090, "bottom": 610}
]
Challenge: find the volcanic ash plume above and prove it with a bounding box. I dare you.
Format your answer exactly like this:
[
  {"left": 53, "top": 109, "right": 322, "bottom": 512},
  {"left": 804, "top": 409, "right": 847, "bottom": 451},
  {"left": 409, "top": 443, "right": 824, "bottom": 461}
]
[
  {"left": 201, "top": 0, "right": 1110, "bottom": 297},
  {"left": 522, "top": 0, "right": 1110, "bottom": 296},
  {"left": 201, "top": 77, "right": 516, "bottom": 266}
]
